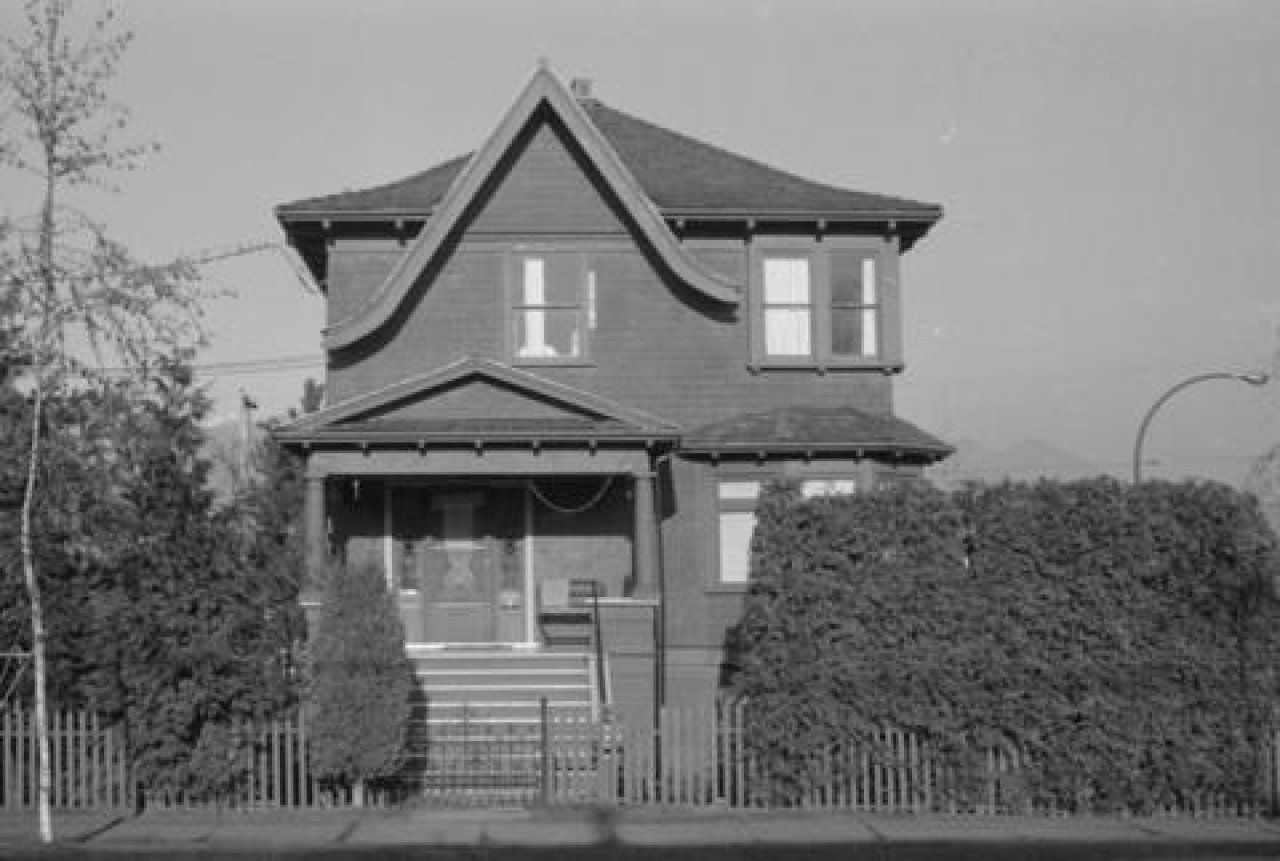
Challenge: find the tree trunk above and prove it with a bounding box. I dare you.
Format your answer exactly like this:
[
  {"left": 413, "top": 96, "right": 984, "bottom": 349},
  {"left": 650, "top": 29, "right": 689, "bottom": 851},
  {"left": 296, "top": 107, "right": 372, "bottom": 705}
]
[{"left": 19, "top": 383, "right": 52, "bottom": 843}]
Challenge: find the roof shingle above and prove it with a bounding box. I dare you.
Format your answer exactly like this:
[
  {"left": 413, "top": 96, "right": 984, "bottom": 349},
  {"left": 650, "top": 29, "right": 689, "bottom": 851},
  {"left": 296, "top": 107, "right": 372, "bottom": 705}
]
[
  {"left": 683, "top": 406, "right": 953, "bottom": 461},
  {"left": 277, "top": 102, "right": 940, "bottom": 222}
]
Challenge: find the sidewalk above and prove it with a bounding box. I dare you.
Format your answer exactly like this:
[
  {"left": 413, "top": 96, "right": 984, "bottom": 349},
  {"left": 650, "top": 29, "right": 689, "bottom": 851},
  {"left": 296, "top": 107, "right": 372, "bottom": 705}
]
[{"left": 2, "top": 805, "right": 1280, "bottom": 855}]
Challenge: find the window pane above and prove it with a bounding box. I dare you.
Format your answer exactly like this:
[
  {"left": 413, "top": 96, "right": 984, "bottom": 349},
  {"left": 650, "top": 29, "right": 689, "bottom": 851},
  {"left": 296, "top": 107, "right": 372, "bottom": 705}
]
[
  {"left": 764, "top": 258, "right": 810, "bottom": 304},
  {"left": 830, "top": 253, "right": 863, "bottom": 305},
  {"left": 862, "top": 307, "right": 878, "bottom": 356},
  {"left": 718, "top": 510, "right": 756, "bottom": 583},
  {"left": 862, "top": 258, "right": 876, "bottom": 304},
  {"left": 802, "top": 479, "right": 858, "bottom": 498},
  {"left": 830, "top": 307, "right": 859, "bottom": 356},
  {"left": 544, "top": 308, "right": 582, "bottom": 356},
  {"left": 542, "top": 254, "right": 580, "bottom": 304},
  {"left": 522, "top": 258, "right": 546, "bottom": 305},
  {"left": 830, "top": 307, "right": 878, "bottom": 357},
  {"left": 516, "top": 308, "right": 581, "bottom": 357},
  {"left": 765, "top": 308, "right": 811, "bottom": 356},
  {"left": 718, "top": 481, "right": 761, "bottom": 501}
]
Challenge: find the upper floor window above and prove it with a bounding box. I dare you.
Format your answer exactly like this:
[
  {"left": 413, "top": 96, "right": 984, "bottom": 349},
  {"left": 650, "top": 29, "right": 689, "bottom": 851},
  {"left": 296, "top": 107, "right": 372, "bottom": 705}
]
[
  {"left": 753, "top": 244, "right": 889, "bottom": 368},
  {"left": 762, "top": 258, "right": 813, "bottom": 356},
  {"left": 511, "top": 252, "right": 595, "bottom": 363},
  {"left": 829, "top": 252, "right": 879, "bottom": 359}
]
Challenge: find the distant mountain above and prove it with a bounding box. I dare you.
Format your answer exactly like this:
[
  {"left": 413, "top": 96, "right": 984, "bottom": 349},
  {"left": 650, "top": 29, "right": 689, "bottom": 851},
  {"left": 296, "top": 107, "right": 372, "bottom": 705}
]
[{"left": 929, "top": 437, "right": 1113, "bottom": 489}]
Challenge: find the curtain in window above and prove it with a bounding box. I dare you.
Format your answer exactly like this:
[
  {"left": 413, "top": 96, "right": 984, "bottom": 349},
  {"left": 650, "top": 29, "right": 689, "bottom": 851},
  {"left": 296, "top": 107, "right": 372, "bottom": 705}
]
[
  {"left": 519, "top": 258, "right": 549, "bottom": 357},
  {"left": 763, "top": 258, "right": 812, "bottom": 356},
  {"left": 860, "top": 257, "right": 877, "bottom": 357}
]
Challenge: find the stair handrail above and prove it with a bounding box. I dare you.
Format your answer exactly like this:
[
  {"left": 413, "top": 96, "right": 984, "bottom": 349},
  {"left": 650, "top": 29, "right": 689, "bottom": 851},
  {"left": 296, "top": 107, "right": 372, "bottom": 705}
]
[{"left": 588, "top": 579, "right": 607, "bottom": 708}]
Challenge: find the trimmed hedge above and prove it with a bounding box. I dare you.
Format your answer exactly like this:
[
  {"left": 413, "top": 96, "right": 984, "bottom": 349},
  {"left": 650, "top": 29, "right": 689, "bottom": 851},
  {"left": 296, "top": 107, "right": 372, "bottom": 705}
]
[{"left": 728, "top": 478, "right": 1280, "bottom": 813}]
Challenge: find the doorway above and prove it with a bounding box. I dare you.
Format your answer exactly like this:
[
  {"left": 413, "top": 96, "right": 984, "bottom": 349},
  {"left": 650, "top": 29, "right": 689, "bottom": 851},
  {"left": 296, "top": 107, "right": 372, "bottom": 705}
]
[{"left": 391, "top": 484, "right": 528, "bottom": 645}]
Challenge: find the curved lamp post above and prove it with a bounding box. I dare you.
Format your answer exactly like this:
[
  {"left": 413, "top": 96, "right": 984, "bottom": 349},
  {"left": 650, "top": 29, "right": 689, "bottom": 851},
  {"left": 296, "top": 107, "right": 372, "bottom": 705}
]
[{"left": 1132, "top": 371, "right": 1270, "bottom": 483}]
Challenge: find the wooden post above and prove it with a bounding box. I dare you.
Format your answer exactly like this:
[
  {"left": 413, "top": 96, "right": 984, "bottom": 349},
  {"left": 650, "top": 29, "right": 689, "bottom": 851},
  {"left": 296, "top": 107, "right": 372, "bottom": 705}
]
[
  {"left": 304, "top": 468, "right": 327, "bottom": 586},
  {"left": 632, "top": 472, "right": 657, "bottom": 598}
]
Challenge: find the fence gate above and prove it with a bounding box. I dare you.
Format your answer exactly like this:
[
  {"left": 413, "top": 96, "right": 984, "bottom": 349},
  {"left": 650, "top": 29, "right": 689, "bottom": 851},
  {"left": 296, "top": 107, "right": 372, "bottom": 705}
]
[{"left": 405, "top": 701, "right": 607, "bottom": 807}]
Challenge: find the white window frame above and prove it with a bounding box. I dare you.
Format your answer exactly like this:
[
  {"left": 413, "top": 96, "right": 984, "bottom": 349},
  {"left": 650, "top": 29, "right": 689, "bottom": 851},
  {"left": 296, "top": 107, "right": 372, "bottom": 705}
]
[
  {"left": 509, "top": 251, "right": 592, "bottom": 364},
  {"left": 713, "top": 479, "right": 762, "bottom": 587},
  {"left": 749, "top": 239, "right": 895, "bottom": 369}
]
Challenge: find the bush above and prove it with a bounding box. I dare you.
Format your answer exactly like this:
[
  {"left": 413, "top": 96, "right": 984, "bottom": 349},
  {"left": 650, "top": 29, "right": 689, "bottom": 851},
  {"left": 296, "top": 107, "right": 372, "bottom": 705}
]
[
  {"left": 306, "top": 561, "right": 414, "bottom": 792},
  {"left": 729, "top": 478, "right": 1280, "bottom": 813}
]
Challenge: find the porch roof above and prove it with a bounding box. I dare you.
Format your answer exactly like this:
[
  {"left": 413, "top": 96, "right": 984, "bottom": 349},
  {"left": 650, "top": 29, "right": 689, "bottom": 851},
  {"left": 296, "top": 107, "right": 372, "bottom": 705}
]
[
  {"left": 681, "top": 406, "right": 953, "bottom": 462},
  {"left": 274, "top": 415, "right": 679, "bottom": 446}
]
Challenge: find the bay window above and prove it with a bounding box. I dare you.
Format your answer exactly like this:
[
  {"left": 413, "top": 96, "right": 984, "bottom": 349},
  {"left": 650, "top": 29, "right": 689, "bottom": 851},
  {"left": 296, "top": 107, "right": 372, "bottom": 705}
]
[{"left": 753, "top": 243, "right": 892, "bottom": 367}]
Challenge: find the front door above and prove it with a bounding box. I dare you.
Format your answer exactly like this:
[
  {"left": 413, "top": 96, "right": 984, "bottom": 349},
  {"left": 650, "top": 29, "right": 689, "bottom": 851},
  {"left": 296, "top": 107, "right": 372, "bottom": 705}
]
[{"left": 393, "top": 485, "right": 527, "bottom": 644}]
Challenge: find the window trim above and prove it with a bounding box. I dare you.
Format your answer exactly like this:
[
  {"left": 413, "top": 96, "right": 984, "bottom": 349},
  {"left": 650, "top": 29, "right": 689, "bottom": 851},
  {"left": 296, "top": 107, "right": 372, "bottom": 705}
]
[
  {"left": 748, "top": 237, "right": 898, "bottom": 371},
  {"left": 709, "top": 475, "right": 766, "bottom": 591},
  {"left": 707, "top": 468, "right": 873, "bottom": 592},
  {"left": 506, "top": 249, "right": 594, "bottom": 366}
]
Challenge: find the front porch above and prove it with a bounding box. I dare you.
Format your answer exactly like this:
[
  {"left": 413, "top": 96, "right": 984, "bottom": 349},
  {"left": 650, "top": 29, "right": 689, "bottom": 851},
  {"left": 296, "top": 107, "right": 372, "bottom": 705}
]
[
  {"left": 298, "top": 448, "right": 665, "bottom": 718},
  {"left": 277, "top": 358, "right": 681, "bottom": 716}
]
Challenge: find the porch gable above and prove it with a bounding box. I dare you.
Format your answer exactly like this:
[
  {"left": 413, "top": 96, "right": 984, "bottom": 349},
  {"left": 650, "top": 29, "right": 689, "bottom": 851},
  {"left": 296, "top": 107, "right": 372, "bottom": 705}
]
[{"left": 277, "top": 355, "right": 679, "bottom": 445}]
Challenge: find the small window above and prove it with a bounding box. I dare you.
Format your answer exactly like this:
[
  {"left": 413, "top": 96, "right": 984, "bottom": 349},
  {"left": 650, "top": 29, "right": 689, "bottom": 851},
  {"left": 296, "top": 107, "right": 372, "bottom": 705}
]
[
  {"left": 512, "top": 254, "right": 587, "bottom": 362},
  {"left": 716, "top": 480, "right": 761, "bottom": 584},
  {"left": 801, "top": 478, "right": 859, "bottom": 498}
]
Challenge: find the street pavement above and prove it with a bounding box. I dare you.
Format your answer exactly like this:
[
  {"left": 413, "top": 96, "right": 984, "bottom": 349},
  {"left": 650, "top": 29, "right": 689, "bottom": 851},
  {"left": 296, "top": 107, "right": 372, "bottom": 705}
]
[{"left": 1, "top": 806, "right": 1280, "bottom": 859}]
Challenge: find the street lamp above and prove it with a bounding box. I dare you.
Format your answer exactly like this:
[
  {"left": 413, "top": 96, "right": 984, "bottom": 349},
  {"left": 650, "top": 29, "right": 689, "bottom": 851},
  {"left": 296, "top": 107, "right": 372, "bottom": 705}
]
[{"left": 1132, "top": 371, "right": 1270, "bottom": 483}]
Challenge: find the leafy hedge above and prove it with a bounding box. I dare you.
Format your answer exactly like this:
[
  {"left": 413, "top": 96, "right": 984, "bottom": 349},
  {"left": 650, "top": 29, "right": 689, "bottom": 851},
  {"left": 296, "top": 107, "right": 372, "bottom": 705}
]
[{"left": 728, "top": 478, "right": 1280, "bottom": 812}]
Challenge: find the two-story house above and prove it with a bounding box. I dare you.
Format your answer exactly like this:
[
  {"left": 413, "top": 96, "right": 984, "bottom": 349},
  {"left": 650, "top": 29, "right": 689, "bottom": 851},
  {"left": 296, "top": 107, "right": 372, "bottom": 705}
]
[{"left": 274, "top": 68, "right": 950, "bottom": 723}]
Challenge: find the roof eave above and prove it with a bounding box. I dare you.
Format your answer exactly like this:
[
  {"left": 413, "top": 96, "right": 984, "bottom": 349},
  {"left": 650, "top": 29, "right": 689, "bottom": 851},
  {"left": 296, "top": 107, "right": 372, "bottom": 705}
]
[
  {"left": 680, "top": 440, "right": 954, "bottom": 462},
  {"left": 273, "top": 428, "right": 681, "bottom": 446},
  {"left": 661, "top": 207, "right": 943, "bottom": 223},
  {"left": 275, "top": 208, "right": 434, "bottom": 223}
]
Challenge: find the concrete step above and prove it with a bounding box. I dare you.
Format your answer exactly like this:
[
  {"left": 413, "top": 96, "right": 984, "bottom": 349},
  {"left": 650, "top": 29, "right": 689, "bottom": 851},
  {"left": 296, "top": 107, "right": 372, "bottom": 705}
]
[
  {"left": 408, "top": 649, "right": 597, "bottom": 723},
  {"left": 413, "top": 668, "right": 589, "bottom": 690}
]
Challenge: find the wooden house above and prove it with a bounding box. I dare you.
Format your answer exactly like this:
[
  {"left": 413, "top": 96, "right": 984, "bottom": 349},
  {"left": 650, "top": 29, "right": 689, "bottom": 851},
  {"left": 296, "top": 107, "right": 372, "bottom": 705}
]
[{"left": 274, "top": 68, "right": 950, "bottom": 723}]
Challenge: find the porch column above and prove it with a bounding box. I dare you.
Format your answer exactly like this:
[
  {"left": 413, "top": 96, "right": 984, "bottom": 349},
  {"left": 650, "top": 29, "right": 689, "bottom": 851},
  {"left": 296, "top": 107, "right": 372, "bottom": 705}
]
[
  {"left": 304, "top": 466, "right": 327, "bottom": 588},
  {"left": 633, "top": 470, "right": 659, "bottom": 598}
]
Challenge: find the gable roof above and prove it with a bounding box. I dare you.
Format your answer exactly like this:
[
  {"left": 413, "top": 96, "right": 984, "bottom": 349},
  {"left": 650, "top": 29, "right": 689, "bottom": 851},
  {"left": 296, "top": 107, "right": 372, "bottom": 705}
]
[
  {"left": 278, "top": 102, "right": 942, "bottom": 223},
  {"left": 303, "top": 68, "right": 742, "bottom": 353},
  {"left": 682, "top": 406, "right": 953, "bottom": 462},
  {"left": 275, "top": 356, "right": 679, "bottom": 445}
]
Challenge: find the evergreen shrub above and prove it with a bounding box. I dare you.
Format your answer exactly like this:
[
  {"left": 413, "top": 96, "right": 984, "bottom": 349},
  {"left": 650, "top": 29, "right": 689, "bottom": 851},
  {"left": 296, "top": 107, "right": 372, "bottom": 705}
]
[
  {"left": 730, "top": 478, "right": 1280, "bottom": 812},
  {"left": 306, "top": 561, "right": 414, "bottom": 794}
]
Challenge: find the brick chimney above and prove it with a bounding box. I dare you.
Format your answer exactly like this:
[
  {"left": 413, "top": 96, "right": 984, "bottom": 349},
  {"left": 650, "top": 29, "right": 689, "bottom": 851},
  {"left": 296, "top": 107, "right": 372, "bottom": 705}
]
[{"left": 570, "top": 77, "right": 594, "bottom": 103}]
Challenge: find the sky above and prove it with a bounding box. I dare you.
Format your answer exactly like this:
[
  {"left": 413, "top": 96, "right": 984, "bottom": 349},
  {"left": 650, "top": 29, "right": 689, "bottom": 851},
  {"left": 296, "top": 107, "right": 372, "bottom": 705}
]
[{"left": 3, "top": 0, "right": 1278, "bottom": 487}]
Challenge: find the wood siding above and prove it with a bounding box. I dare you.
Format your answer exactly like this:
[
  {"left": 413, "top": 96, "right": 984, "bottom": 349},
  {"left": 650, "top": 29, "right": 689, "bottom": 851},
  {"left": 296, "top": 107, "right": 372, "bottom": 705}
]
[
  {"left": 328, "top": 239, "right": 894, "bottom": 429},
  {"left": 466, "top": 116, "right": 629, "bottom": 237},
  {"left": 323, "top": 111, "right": 896, "bottom": 428}
]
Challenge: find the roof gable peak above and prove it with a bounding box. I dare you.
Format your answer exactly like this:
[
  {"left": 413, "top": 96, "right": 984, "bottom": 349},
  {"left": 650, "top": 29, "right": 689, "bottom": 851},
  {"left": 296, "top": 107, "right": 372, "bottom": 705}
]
[{"left": 323, "top": 66, "right": 741, "bottom": 352}]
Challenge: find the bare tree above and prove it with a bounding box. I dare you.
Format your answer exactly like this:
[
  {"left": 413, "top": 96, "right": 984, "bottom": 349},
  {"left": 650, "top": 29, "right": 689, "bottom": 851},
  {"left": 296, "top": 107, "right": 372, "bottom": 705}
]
[{"left": 0, "top": 0, "right": 207, "bottom": 841}]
